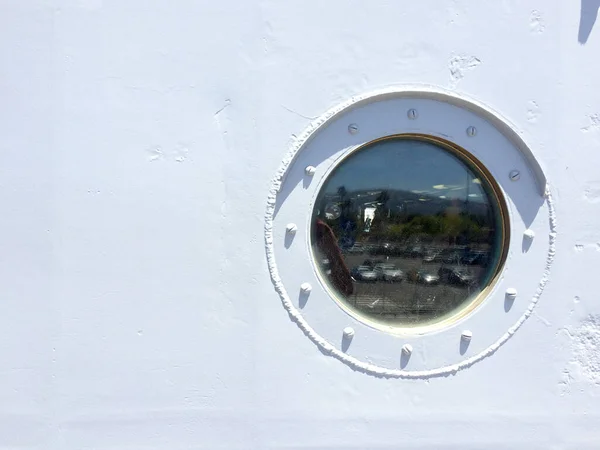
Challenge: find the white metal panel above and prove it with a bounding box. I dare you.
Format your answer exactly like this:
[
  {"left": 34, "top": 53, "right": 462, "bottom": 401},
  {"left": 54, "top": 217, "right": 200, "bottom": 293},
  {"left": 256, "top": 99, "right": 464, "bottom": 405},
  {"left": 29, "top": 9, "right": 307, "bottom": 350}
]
[{"left": 1, "top": 0, "right": 600, "bottom": 448}]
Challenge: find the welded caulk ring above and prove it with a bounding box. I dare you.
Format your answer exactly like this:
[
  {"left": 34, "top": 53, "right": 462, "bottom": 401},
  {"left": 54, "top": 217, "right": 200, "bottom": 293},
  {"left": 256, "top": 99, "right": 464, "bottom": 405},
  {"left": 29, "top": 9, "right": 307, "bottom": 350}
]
[{"left": 264, "top": 86, "right": 556, "bottom": 378}]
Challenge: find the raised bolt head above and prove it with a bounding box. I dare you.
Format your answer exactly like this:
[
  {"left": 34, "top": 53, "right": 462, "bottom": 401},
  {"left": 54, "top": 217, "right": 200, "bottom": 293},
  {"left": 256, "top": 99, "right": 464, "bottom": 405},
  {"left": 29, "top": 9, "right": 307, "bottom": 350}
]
[
  {"left": 509, "top": 170, "right": 521, "bottom": 181},
  {"left": 407, "top": 109, "right": 418, "bottom": 120},
  {"left": 300, "top": 282, "right": 312, "bottom": 294},
  {"left": 343, "top": 327, "right": 355, "bottom": 339},
  {"left": 506, "top": 288, "right": 517, "bottom": 300},
  {"left": 461, "top": 330, "right": 473, "bottom": 341},
  {"left": 305, "top": 165, "right": 316, "bottom": 176},
  {"left": 523, "top": 229, "right": 535, "bottom": 239},
  {"left": 348, "top": 123, "right": 359, "bottom": 134},
  {"left": 286, "top": 223, "right": 298, "bottom": 234},
  {"left": 402, "top": 344, "right": 413, "bottom": 355},
  {"left": 466, "top": 126, "right": 477, "bottom": 137}
]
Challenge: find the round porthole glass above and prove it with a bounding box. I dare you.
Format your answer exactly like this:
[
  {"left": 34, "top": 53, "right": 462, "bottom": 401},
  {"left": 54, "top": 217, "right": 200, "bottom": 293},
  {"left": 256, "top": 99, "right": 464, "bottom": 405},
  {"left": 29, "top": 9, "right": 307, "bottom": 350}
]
[{"left": 311, "top": 134, "right": 509, "bottom": 330}]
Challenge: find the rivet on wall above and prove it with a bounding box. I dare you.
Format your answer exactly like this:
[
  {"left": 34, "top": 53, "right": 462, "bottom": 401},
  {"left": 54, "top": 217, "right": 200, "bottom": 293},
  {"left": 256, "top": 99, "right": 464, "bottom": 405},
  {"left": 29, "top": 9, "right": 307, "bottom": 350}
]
[
  {"left": 300, "top": 282, "right": 312, "bottom": 294},
  {"left": 343, "top": 327, "right": 355, "bottom": 339}
]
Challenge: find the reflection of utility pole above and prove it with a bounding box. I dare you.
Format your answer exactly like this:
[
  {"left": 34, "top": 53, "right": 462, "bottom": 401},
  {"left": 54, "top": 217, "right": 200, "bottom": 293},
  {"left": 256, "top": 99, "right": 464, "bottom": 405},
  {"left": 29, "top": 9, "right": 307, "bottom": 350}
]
[{"left": 403, "top": 200, "right": 413, "bottom": 217}]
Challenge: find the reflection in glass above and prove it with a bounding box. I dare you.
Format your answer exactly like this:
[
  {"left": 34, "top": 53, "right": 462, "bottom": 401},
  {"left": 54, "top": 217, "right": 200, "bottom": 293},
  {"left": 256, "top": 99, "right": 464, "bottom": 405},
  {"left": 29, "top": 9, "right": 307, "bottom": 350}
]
[{"left": 311, "top": 136, "right": 506, "bottom": 328}]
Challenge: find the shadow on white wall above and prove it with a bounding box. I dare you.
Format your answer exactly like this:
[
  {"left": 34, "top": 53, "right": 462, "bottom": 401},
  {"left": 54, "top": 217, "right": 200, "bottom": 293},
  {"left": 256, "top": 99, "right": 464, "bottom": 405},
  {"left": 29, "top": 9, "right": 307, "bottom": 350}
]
[{"left": 579, "top": 0, "right": 600, "bottom": 44}]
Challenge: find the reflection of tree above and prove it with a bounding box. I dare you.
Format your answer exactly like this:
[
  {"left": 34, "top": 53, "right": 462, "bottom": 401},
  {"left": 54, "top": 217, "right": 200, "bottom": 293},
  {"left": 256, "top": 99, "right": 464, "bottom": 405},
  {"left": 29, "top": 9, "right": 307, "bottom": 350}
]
[
  {"left": 368, "top": 212, "right": 488, "bottom": 244},
  {"left": 336, "top": 185, "right": 352, "bottom": 222},
  {"left": 443, "top": 213, "right": 462, "bottom": 245},
  {"left": 318, "top": 186, "right": 492, "bottom": 247},
  {"left": 377, "top": 190, "right": 390, "bottom": 207}
]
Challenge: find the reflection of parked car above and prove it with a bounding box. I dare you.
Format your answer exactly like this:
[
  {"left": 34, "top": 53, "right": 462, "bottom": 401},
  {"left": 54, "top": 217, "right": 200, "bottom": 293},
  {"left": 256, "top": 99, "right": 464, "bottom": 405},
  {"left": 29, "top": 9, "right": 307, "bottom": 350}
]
[
  {"left": 346, "top": 243, "right": 365, "bottom": 254},
  {"left": 442, "top": 251, "right": 464, "bottom": 264},
  {"left": 380, "top": 242, "right": 396, "bottom": 255},
  {"left": 374, "top": 263, "right": 404, "bottom": 282},
  {"left": 416, "top": 269, "right": 440, "bottom": 285},
  {"left": 407, "top": 269, "right": 440, "bottom": 285},
  {"left": 351, "top": 265, "right": 378, "bottom": 282},
  {"left": 438, "top": 266, "right": 477, "bottom": 285},
  {"left": 461, "top": 251, "right": 489, "bottom": 266},
  {"left": 423, "top": 249, "right": 442, "bottom": 263},
  {"left": 363, "top": 258, "right": 385, "bottom": 267},
  {"left": 407, "top": 245, "right": 424, "bottom": 257},
  {"left": 365, "top": 243, "right": 379, "bottom": 255}
]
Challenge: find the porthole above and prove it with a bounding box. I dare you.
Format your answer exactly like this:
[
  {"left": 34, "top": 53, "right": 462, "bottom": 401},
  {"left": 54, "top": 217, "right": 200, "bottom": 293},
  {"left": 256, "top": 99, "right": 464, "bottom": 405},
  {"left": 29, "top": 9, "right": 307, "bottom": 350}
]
[
  {"left": 266, "top": 87, "right": 555, "bottom": 377},
  {"left": 310, "top": 134, "right": 509, "bottom": 333}
]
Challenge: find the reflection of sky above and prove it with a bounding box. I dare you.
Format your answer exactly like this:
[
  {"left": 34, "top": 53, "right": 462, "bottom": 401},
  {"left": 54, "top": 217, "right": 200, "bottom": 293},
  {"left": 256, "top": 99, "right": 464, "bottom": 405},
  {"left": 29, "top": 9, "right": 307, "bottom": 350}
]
[{"left": 324, "top": 139, "right": 487, "bottom": 201}]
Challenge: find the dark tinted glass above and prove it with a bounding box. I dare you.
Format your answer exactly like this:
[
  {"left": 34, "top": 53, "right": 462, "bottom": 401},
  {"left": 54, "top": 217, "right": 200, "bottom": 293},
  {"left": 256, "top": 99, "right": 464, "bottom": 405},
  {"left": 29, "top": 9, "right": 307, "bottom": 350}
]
[{"left": 311, "top": 137, "right": 506, "bottom": 327}]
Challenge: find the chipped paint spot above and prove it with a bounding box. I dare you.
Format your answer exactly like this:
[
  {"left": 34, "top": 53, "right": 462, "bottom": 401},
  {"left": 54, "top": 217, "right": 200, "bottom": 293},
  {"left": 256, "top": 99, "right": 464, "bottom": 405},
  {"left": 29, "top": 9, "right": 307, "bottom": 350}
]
[
  {"left": 526, "top": 100, "right": 540, "bottom": 123},
  {"left": 581, "top": 113, "right": 600, "bottom": 132},
  {"left": 571, "top": 316, "right": 600, "bottom": 384},
  {"left": 530, "top": 10, "right": 545, "bottom": 34},
  {"left": 583, "top": 182, "right": 600, "bottom": 202},
  {"left": 173, "top": 144, "right": 189, "bottom": 163},
  {"left": 559, "top": 369, "right": 574, "bottom": 395},
  {"left": 448, "top": 55, "right": 481, "bottom": 89},
  {"left": 147, "top": 146, "right": 163, "bottom": 162},
  {"left": 146, "top": 144, "right": 190, "bottom": 163}
]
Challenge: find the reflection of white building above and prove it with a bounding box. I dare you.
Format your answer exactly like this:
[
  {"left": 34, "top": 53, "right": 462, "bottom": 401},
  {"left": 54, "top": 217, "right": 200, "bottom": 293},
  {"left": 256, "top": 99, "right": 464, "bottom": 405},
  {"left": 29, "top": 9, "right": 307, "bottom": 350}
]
[{"left": 363, "top": 206, "right": 376, "bottom": 232}]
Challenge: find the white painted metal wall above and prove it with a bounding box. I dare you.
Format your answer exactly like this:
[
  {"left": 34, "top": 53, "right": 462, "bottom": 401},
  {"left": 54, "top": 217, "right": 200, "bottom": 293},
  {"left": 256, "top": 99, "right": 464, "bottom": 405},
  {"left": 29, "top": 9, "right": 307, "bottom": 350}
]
[{"left": 1, "top": 0, "right": 600, "bottom": 448}]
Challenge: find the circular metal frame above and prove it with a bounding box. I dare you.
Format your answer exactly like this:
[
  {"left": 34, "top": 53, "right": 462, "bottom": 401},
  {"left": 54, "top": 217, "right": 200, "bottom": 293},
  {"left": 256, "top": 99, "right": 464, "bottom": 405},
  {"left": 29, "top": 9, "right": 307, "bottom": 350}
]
[
  {"left": 309, "top": 133, "right": 511, "bottom": 335},
  {"left": 265, "top": 86, "right": 555, "bottom": 377}
]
